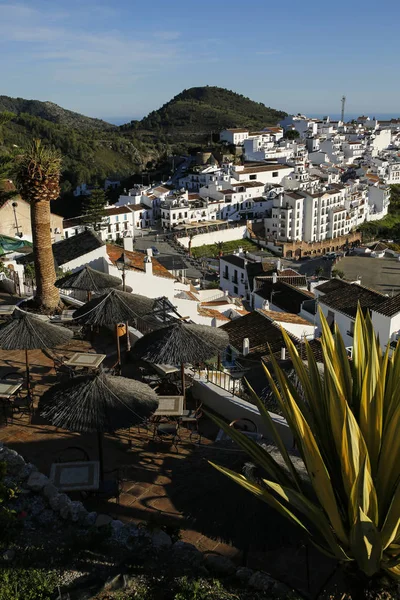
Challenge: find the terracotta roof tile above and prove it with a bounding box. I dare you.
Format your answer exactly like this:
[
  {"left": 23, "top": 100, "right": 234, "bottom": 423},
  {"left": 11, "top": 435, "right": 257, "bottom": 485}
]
[
  {"left": 106, "top": 244, "right": 175, "bottom": 279},
  {"left": 258, "top": 309, "right": 312, "bottom": 326},
  {"left": 197, "top": 307, "right": 230, "bottom": 320}
]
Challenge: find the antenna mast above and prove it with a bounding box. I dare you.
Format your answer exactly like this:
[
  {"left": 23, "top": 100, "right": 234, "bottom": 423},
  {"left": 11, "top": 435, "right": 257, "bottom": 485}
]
[{"left": 341, "top": 95, "right": 346, "bottom": 122}]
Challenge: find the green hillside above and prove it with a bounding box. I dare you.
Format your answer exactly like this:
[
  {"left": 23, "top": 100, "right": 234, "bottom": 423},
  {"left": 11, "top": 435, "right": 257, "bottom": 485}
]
[
  {"left": 0, "top": 86, "right": 287, "bottom": 215},
  {"left": 127, "top": 86, "right": 287, "bottom": 145},
  {"left": 0, "top": 96, "right": 114, "bottom": 131}
]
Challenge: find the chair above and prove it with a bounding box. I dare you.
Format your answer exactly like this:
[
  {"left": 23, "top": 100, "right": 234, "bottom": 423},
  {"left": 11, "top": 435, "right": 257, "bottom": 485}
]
[
  {"left": 153, "top": 422, "right": 181, "bottom": 451},
  {"left": 179, "top": 403, "right": 203, "bottom": 440},
  {"left": 96, "top": 468, "right": 123, "bottom": 503}
]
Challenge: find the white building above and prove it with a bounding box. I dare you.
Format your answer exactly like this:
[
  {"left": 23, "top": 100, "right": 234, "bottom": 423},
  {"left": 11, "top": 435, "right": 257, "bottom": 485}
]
[
  {"left": 315, "top": 279, "right": 400, "bottom": 351},
  {"left": 265, "top": 192, "right": 304, "bottom": 241},
  {"left": 231, "top": 163, "right": 293, "bottom": 185},
  {"left": 220, "top": 128, "right": 249, "bottom": 145}
]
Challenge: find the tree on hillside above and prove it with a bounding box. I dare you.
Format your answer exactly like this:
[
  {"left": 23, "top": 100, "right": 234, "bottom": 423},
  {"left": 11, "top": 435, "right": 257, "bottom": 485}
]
[
  {"left": 82, "top": 187, "right": 107, "bottom": 231},
  {"left": 284, "top": 130, "right": 300, "bottom": 140},
  {"left": 15, "top": 139, "right": 61, "bottom": 311}
]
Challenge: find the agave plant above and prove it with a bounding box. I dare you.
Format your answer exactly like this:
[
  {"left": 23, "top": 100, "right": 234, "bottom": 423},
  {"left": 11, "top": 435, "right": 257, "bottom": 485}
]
[{"left": 210, "top": 308, "right": 400, "bottom": 579}]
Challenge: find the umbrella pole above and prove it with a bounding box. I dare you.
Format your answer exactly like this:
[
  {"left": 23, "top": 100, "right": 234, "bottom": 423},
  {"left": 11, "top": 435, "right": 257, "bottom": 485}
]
[
  {"left": 181, "top": 362, "right": 186, "bottom": 409},
  {"left": 97, "top": 432, "right": 104, "bottom": 481},
  {"left": 25, "top": 348, "right": 31, "bottom": 398},
  {"left": 116, "top": 324, "right": 121, "bottom": 370}
]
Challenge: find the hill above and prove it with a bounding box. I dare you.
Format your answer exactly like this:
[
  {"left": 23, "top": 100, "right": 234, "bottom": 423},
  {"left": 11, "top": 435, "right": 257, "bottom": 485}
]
[
  {"left": 127, "top": 86, "right": 287, "bottom": 147},
  {"left": 0, "top": 96, "right": 114, "bottom": 131}
]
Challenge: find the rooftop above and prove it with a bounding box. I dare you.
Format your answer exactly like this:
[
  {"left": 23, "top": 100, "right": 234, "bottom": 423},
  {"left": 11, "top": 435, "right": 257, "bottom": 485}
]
[
  {"left": 17, "top": 230, "right": 104, "bottom": 267},
  {"left": 106, "top": 245, "right": 176, "bottom": 280},
  {"left": 371, "top": 294, "right": 400, "bottom": 317},
  {"left": 237, "top": 164, "right": 290, "bottom": 175},
  {"left": 319, "top": 284, "right": 385, "bottom": 318},
  {"left": 258, "top": 310, "right": 312, "bottom": 326},
  {"left": 255, "top": 281, "right": 314, "bottom": 314}
]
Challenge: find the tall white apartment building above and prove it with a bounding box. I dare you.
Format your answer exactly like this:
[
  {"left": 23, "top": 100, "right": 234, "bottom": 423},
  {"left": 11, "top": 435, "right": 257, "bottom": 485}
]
[
  {"left": 302, "top": 189, "right": 351, "bottom": 242},
  {"left": 264, "top": 192, "right": 304, "bottom": 241}
]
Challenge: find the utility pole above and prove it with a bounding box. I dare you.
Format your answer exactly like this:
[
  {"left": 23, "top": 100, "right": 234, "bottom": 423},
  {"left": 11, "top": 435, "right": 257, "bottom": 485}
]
[{"left": 341, "top": 95, "right": 346, "bottom": 122}]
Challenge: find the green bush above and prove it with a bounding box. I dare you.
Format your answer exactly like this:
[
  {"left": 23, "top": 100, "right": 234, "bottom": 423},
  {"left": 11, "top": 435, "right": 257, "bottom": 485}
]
[
  {"left": 0, "top": 568, "right": 59, "bottom": 600},
  {"left": 0, "top": 460, "right": 20, "bottom": 544}
]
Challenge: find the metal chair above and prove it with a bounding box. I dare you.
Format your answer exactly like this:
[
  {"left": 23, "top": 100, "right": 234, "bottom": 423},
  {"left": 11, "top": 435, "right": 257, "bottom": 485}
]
[
  {"left": 153, "top": 422, "right": 181, "bottom": 451},
  {"left": 179, "top": 403, "right": 203, "bottom": 440},
  {"left": 96, "top": 468, "right": 123, "bottom": 503}
]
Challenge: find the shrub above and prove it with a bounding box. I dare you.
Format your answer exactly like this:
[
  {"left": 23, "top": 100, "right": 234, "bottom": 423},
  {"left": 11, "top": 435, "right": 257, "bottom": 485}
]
[{"left": 0, "top": 568, "right": 59, "bottom": 600}]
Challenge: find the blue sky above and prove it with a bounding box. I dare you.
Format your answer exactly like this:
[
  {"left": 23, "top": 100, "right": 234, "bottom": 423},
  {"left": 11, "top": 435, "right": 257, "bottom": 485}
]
[{"left": 1, "top": 0, "right": 399, "bottom": 123}]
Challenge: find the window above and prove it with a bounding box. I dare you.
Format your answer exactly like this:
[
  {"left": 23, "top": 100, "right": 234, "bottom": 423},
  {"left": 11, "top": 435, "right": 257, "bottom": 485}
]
[
  {"left": 115, "top": 215, "right": 119, "bottom": 222},
  {"left": 65, "top": 231, "right": 69, "bottom": 239},
  {"left": 234, "top": 286, "right": 238, "bottom": 294},
  {"left": 124, "top": 214, "right": 127, "bottom": 221},
  {"left": 250, "top": 175, "right": 257, "bottom": 180},
  {"left": 272, "top": 171, "right": 278, "bottom": 177},
  {"left": 124, "top": 222, "right": 128, "bottom": 231}
]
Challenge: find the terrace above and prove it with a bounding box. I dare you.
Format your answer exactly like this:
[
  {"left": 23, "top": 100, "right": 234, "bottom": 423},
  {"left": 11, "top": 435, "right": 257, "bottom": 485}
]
[{"left": 0, "top": 292, "right": 336, "bottom": 596}]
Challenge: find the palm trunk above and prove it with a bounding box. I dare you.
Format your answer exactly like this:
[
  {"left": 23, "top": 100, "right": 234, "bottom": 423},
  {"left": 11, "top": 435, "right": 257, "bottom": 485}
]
[{"left": 31, "top": 199, "right": 60, "bottom": 311}]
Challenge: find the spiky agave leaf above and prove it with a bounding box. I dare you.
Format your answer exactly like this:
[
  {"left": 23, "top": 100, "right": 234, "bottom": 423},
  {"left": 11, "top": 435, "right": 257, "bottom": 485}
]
[{"left": 209, "top": 307, "right": 400, "bottom": 579}]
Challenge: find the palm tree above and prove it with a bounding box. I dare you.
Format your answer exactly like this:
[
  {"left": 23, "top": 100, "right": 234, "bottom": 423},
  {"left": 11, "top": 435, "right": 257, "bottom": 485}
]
[
  {"left": 210, "top": 309, "right": 400, "bottom": 589},
  {"left": 16, "top": 140, "right": 61, "bottom": 311},
  {"left": 314, "top": 265, "right": 324, "bottom": 279},
  {"left": 215, "top": 241, "right": 224, "bottom": 257}
]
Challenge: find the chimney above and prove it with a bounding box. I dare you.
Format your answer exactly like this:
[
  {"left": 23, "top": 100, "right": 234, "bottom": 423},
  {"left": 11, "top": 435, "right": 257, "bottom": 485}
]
[
  {"left": 272, "top": 272, "right": 278, "bottom": 284},
  {"left": 238, "top": 246, "right": 243, "bottom": 255},
  {"left": 123, "top": 236, "right": 134, "bottom": 252},
  {"left": 144, "top": 249, "right": 153, "bottom": 275},
  {"left": 281, "top": 347, "right": 286, "bottom": 360},
  {"left": 242, "top": 337, "right": 250, "bottom": 356}
]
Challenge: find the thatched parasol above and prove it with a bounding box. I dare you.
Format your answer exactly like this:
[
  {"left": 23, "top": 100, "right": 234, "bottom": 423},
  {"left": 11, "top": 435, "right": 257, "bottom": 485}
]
[
  {"left": 55, "top": 266, "right": 122, "bottom": 300},
  {"left": 73, "top": 289, "right": 156, "bottom": 366},
  {"left": 39, "top": 372, "right": 158, "bottom": 479},
  {"left": 0, "top": 308, "right": 73, "bottom": 394},
  {"left": 131, "top": 322, "right": 229, "bottom": 404},
  {"left": 164, "top": 442, "right": 306, "bottom": 563}
]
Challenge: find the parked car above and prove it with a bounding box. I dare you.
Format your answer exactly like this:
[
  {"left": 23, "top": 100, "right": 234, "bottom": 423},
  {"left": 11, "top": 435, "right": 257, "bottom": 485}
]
[
  {"left": 151, "top": 246, "right": 160, "bottom": 256},
  {"left": 323, "top": 252, "right": 336, "bottom": 260}
]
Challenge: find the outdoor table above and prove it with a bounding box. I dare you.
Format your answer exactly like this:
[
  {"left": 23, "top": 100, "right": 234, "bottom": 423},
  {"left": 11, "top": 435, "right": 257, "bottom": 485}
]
[
  {"left": 0, "top": 305, "right": 17, "bottom": 317},
  {"left": 0, "top": 380, "right": 23, "bottom": 424},
  {"left": 51, "top": 310, "right": 76, "bottom": 324},
  {"left": 63, "top": 352, "right": 106, "bottom": 369},
  {"left": 50, "top": 460, "right": 100, "bottom": 492},
  {"left": 153, "top": 395, "right": 184, "bottom": 417}
]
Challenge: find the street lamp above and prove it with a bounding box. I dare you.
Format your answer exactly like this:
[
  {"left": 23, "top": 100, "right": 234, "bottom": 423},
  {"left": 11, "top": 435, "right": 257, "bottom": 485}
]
[{"left": 116, "top": 253, "right": 131, "bottom": 352}]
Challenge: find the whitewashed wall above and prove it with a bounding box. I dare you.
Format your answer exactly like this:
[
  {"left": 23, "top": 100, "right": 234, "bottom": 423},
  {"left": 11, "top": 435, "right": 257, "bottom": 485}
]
[{"left": 178, "top": 225, "right": 248, "bottom": 249}]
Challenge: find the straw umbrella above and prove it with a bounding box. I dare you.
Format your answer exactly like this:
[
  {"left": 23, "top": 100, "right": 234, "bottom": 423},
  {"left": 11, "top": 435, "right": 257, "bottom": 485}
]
[
  {"left": 55, "top": 265, "right": 122, "bottom": 301},
  {"left": 131, "top": 322, "right": 229, "bottom": 404},
  {"left": 0, "top": 308, "right": 73, "bottom": 395},
  {"left": 73, "top": 289, "right": 156, "bottom": 368},
  {"left": 39, "top": 372, "right": 158, "bottom": 479}
]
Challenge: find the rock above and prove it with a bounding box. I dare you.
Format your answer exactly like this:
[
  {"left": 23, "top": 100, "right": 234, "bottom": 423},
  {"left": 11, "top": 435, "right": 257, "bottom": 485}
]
[
  {"left": 249, "top": 571, "right": 276, "bottom": 592},
  {"left": 49, "top": 493, "right": 71, "bottom": 512},
  {"left": 43, "top": 483, "right": 58, "bottom": 500},
  {"left": 36, "top": 509, "right": 59, "bottom": 528},
  {"left": 204, "top": 554, "right": 236, "bottom": 576},
  {"left": 235, "top": 567, "right": 253, "bottom": 582},
  {"left": 69, "top": 501, "right": 87, "bottom": 523},
  {"left": 272, "top": 581, "right": 293, "bottom": 598},
  {"left": 83, "top": 511, "right": 97, "bottom": 527},
  {"left": 95, "top": 514, "right": 113, "bottom": 527},
  {"left": 111, "top": 519, "right": 124, "bottom": 532},
  {"left": 29, "top": 496, "right": 47, "bottom": 516},
  {"left": 172, "top": 541, "right": 203, "bottom": 567},
  {"left": 26, "top": 472, "right": 49, "bottom": 492},
  {"left": 2, "top": 449, "right": 25, "bottom": 475},
  {"left": 15, "top": 463, "right": 37, "bottom": 482},
  {"left": 151, "top": 530, "right": 172, "bottom": 549},
  {"left": 2, "top": 549, "right": 15, "bottom": 562}
]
